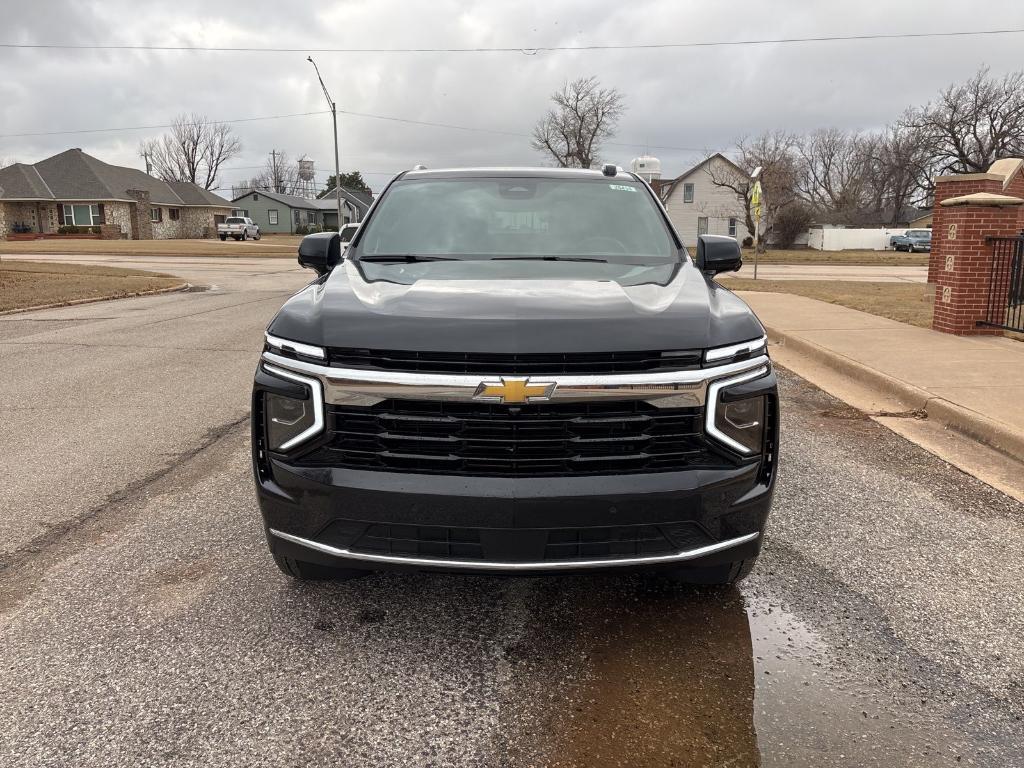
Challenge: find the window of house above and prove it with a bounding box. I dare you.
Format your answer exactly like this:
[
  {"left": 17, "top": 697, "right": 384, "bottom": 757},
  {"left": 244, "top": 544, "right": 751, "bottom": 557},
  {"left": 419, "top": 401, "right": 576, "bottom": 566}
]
[
  {"left": 233, "top": 209, "right": 249, "bottom": 217},
  {"left": 683, "top": 183, "right": 695, "bottom": 203},
  {"left": 168, "top": 208, "right": 180, "bottom": 221},
  {"left": 61, "top": 203, "right": 101, "bottom": 226},
  {"left": 697, "top": 217, "right": 709, "bottom": 236},
  {"left": 268, "top": 209, "right": 279, "bottom": 225},
  {"left": 293, "top": 209, "right": 301, "bottom": 226},
  {"left": 150, "top": 207, "right": 163, "bottom": 223},
  {"left": 728, "top": 217, "right": 737, "bottom": 237}
]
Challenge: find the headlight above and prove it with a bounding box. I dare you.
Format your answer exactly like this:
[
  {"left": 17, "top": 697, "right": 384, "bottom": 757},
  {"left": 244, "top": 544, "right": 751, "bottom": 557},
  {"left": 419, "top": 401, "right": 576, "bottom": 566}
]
[
  {"left": 705, "top": 365, "right": 770, "bottom": 454},
  {"left": 714, "top": 396, "right": 765, "bottom": 454},
  {"left": 262, "top": 364, "right": 324, "bottom": 451}
]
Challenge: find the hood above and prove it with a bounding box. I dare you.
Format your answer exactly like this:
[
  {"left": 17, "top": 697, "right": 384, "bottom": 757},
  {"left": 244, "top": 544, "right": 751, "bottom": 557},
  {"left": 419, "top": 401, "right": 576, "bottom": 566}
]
[{"left": 268, "top": 259, "right": 764, "bottom": 354}]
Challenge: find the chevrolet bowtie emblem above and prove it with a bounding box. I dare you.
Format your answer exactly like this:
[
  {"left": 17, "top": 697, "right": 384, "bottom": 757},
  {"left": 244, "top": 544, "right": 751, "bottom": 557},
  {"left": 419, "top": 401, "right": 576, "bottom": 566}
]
[{"left": 473, "top": 376, "right": 557, "bottom": 404}]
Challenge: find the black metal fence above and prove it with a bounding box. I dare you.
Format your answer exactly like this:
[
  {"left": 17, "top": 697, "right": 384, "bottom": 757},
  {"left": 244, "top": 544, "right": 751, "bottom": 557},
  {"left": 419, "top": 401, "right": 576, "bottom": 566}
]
[{"left": 983, "top": 233, "right": 1024, "bottom": 332}]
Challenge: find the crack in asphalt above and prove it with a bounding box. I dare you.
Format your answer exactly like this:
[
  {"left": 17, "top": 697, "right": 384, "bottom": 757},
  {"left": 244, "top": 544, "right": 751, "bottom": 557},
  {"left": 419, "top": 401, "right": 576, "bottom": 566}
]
[{"left": 0, "top": 414, "right": 250, "bottom": 614}]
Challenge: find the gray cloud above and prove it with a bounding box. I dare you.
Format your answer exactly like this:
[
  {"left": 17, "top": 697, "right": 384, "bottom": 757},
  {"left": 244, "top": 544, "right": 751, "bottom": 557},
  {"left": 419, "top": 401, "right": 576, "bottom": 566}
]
[{"left": 1, "top": 0, "right": 1022, "bottom": 192}]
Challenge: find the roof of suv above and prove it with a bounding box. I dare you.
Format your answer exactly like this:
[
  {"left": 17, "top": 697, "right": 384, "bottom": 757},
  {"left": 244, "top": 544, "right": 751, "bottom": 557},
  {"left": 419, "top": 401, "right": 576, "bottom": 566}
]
[{"left": 400, "top": 167, "right": 639, "bottom": 181}]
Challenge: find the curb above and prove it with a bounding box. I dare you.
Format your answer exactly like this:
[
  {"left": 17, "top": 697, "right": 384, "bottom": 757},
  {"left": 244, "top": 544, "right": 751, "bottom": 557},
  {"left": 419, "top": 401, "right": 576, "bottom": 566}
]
[
  {"left": 0, "top": 282, "right": 190, "bottom": 316},
  {"left": 765, "top": 325, "right": 1024, "bottom": 463}
]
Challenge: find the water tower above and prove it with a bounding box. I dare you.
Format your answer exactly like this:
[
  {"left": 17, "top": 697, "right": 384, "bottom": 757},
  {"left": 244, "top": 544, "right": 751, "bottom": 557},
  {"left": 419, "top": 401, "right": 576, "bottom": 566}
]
[
  {"left": 630, "top": 155, "right": 662, "bottom": 183},
  {"left": 296, "top": 158, "right": 316, "bottom": 199}
]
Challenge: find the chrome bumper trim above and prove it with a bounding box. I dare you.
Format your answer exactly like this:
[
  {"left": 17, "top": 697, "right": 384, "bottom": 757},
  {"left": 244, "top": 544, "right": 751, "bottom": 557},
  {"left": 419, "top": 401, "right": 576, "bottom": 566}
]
[
  {"left": 269, "top": 528, "right": 760, "bottom": 572},
  {"left": 259, "top": 351, "right": 771, "bottom": 409}
]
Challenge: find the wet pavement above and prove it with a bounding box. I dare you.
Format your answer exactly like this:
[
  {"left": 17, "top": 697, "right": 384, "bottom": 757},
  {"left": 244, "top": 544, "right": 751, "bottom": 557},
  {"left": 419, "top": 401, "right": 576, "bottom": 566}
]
[{"left": 2, "top": 267, "right": 1023, "bottom": 766}]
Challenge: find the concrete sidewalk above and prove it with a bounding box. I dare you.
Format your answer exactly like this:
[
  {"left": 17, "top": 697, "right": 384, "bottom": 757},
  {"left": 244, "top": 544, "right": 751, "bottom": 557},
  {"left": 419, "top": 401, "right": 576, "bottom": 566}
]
[
  {"left": 738, "top": 291, "right": 1024, "bottom": 463},
  {"left": 731, "top": 263, "right": 926, "bottom": 282}
]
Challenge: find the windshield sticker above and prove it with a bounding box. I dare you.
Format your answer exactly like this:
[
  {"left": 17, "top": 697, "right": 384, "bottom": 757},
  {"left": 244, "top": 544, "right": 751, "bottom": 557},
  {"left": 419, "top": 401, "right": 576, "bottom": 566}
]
[{"left": 608, "top": 184, "right": 636, "bottom": 192}]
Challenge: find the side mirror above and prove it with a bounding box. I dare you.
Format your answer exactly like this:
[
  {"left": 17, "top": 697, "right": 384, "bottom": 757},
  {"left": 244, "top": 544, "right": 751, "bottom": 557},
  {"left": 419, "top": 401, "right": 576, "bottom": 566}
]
[
  {"left": 297, "top": 232, "right": 342, "bottom": 276},
  {"left": 696, "top": 235, "right": 743, "bottom": 275}
]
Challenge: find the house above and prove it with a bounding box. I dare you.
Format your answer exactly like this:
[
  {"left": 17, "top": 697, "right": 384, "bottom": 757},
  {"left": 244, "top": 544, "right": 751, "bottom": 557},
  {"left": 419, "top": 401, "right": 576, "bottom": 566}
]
[
  {"left": 230, "top": 187, "right": 371, "bottom": 234},
  {"left": 660, "top": 154, "right": 749, "bottom": 246},
  {"left": 908, "top": 210, "right": 933, "bottom": 229},
  {"left": 0, "top": 148, "right": 232, "bottom": 240}
]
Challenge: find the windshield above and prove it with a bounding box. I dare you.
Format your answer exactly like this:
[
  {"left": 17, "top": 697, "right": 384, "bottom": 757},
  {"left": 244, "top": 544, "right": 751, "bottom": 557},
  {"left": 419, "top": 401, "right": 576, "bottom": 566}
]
[
  {"left": 908, "top": 230, "right": 931, "bottom": 238},
  {"left": 353, "top": 177, "right": 678, "bottom": 263}
]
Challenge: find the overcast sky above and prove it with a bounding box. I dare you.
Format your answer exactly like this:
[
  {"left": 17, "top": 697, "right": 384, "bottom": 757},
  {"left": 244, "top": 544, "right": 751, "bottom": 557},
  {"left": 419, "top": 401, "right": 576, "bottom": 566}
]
[{"left": 1, "top": 0, "right": 1022, "bottom": 194}]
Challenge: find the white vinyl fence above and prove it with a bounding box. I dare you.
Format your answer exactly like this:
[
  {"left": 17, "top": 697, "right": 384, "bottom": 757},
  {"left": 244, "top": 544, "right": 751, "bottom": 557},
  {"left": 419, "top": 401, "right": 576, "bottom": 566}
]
[{"left": 807, "top": 227, "right": 906, "bottom": 251}]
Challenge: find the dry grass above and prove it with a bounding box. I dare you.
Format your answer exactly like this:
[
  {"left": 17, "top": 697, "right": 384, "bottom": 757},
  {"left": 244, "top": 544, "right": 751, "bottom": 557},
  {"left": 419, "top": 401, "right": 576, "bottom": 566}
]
[
  {"left": 724, "top": 278, "right": 936, "bottom": 328},
  {"left": 0, "top": 236, "right": 301, "bottom": 258},
  {"left": 742, "top": 248, "right": 928, "bottom": 266},
  {"left": 0, "top": 260, "right": 183, "bottom": 312}
]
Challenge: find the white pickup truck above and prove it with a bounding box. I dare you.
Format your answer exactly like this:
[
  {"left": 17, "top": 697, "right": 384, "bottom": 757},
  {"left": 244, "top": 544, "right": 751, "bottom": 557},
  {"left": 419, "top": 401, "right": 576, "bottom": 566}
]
[{"left": 218, "top": 216, "right": 261, "bottom": 241}]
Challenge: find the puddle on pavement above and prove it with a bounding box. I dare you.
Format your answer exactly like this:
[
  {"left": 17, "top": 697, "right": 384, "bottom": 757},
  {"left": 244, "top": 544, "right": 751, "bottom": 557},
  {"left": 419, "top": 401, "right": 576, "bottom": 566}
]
[{"left": 508, "top": 578, "right": 996, "bottom": 768}]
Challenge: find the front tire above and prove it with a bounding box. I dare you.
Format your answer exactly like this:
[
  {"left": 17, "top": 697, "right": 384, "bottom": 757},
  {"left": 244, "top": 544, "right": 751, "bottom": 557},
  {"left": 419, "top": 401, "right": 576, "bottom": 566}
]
[
  {"left": 219, "top": 234, "right": 226, "bottom": 241},
  {"left": 663, "top": 559, "right": 756, "bottom": 586},
  {"left": 254, "top": 230, "right": 261, "bottom": 241},
  {"left": 272, "top": 552, "right": 368, "bottom": 582}
]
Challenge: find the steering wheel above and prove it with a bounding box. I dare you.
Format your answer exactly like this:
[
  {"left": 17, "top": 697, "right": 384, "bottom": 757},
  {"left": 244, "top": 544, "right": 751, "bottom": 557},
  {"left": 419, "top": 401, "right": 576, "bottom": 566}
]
[{"left": 577, "top": 235, "right": 628, "bottom": 254}]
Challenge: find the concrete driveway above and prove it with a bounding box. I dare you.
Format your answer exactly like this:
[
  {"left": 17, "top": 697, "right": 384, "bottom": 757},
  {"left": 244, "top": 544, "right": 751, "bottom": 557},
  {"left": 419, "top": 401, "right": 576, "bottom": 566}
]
[{"left": 1, "top": 254, "right": 1021, "bottom": 767}]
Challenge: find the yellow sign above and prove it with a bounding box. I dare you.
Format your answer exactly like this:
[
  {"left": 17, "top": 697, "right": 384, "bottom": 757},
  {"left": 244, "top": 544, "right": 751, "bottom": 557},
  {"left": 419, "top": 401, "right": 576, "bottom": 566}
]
[
  {"left": 751, "top": 180, "right": 763, "bottom": 220},
  {"left": 474, "top": 377, "right": 556, "bottom": 404}
]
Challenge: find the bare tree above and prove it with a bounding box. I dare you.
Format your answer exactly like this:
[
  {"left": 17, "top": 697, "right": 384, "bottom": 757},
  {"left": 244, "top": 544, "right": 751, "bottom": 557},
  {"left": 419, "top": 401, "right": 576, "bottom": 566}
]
[
  {"left": 794, "top": 128, "right": 877, "bottom": 220},
  {"left": 861, "top": 123, "right": 932, "bottom": 223},
  {"left": 707, "top": 131, "right": 801, "bottom": 242},
  {"left": 139, "top": 113, "right": 241, "bottom": 190},
  {"left": 902, "top": 67, "right": 1024, "bottom": 179},
  {"left": 531, "top": 77, "right": 625, "bottom": 168}
]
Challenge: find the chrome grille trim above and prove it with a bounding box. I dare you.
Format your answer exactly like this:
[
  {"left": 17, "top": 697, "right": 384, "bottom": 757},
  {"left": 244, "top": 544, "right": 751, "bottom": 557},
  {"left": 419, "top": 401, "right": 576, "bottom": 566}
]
[
  {"left": 260, "top": 351, "right": 771, "bottom": 409},
  {"left": 270, "top": 528, "right": 760, "bottom": 571}
]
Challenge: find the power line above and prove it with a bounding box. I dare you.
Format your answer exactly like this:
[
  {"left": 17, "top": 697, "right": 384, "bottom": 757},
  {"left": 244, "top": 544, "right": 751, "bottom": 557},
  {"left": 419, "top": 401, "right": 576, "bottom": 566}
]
[
  {"left": 0, "top": 110, "right": 330, "bottom": 139},
  {"left": 0, "top": 104, "right": 709, "bottom": 153},
  {"left": 1, "top": 27, "right": 1022, "bottom": 54}
]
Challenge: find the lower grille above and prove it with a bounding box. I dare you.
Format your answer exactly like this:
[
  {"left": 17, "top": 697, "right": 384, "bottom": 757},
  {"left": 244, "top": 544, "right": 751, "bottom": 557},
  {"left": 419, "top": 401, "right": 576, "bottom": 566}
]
[
  {"left": 299, "top": 399, "right": 719, "bottom": 477},
  {"left": 344, "top": 522, "right": 710, "bottom": 562}
]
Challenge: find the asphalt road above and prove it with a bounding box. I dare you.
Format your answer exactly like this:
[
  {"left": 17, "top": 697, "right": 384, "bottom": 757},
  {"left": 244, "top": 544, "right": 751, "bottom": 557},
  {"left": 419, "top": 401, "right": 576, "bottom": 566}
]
[{"left": 1, "top": 256, "right": 1022, "bottom": 767}]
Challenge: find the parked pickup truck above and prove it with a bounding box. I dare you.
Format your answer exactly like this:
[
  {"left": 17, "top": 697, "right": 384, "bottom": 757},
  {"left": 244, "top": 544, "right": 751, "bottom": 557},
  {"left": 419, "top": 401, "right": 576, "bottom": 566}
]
[
  {"left": 890, "top": 229, "right": 931, "bottom": 252},
  {"left": 218, "top": 216, "right": 261, "bottom": 241}
]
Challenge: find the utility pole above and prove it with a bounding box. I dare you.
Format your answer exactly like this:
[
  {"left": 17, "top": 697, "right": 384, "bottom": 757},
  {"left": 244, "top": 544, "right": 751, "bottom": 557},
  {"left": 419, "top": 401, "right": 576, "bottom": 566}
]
[
  {"left": 143, "top": 151, "right": 152, "bottom": 176},
  {"left": 308, "top": 56, "right": 343, "bottom": 232},
  {"left": 270, "top": 149, "right": 278, "bottom": 193}
]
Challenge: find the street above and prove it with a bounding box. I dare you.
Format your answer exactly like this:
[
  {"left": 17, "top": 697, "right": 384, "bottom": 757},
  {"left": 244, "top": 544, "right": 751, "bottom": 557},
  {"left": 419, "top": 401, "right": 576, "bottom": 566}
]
[{"left": 1, "top": 257, "right": 1022, "bottom": 767}]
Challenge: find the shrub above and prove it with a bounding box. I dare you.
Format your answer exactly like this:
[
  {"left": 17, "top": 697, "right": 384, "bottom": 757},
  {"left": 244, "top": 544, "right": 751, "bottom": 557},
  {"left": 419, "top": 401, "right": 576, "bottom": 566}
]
[
  {"left": 58, "top": 225, "right": 81, "bottom": 235},
  {"left": 741, "top": 236, "right": 754, "bottom": 248},
  {"left": 772, "top": 204, "right": 814, "bottom": 249},
  {"left": 323, "top": 224, "right": 339, "bottom": 232},
  {"left": 294, "top": 224, "right": 310, "bottom": 236},
  {"left": 90, "top": 226, "right": 101, "bottom": 235}
]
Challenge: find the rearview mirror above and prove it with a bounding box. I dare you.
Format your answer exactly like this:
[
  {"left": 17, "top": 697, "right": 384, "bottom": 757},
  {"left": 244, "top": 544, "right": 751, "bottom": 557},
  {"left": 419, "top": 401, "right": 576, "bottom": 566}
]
[
  {"left": 297, "top": 232, "right": 342, "bottom": 276},
  {"left": 696, "top": 235, "right": 743, "bottom": 275}
]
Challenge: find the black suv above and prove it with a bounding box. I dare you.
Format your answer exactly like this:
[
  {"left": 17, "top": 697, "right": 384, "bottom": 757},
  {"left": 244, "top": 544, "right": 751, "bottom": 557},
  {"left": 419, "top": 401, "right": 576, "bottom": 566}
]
[{"left": 252, "top": 166, "right": 778, "bottom": 584}]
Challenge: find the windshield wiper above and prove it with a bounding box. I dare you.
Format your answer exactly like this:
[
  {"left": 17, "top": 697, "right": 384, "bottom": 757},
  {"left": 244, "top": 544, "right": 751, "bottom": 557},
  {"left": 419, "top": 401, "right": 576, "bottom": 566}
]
[
  {"left": 490, "top": 255, "right": 609, "bottom": 263},
  {"left": 358, "top": 254, "right": 458, "bottom": 263}
]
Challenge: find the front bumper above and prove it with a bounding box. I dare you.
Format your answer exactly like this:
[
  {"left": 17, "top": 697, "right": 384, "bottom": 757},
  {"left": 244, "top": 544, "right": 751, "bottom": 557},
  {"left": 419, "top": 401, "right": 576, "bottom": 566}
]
[
  {"left": 252, "top": 345, "right": 778, "bottom": 574},
  {"left": 256, "top": 457, "right": 773, "bottom": 574}
]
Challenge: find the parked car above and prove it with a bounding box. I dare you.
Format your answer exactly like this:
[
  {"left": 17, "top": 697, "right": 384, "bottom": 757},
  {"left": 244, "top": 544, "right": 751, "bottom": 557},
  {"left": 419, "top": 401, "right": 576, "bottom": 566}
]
[
  {"left": 218, "top": 216, "right": 261, "bottom": 241},
  {"left": 890, "top": 229, "right": 931, "bottom": 252},
  {"left": 253, "top": 165, "right": 778, "bottom": 586},
  {"left": 338, "top": 222, "right": 359, "bottom": 248}
]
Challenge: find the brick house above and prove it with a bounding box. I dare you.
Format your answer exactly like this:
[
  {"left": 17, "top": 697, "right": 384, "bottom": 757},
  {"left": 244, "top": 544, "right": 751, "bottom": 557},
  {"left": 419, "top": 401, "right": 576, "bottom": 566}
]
[{"left": 0, "top": 148, "right": 233, "bottom": 240}]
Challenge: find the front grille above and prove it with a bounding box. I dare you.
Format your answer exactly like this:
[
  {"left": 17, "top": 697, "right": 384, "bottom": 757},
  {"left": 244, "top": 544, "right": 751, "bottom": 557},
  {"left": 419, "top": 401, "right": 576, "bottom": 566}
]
[
  {"left": 297, "top": 399, "right": 720, "bottom": 477},
  {"left": 324, "top": 347, "right": 702, "bottom": 375}
]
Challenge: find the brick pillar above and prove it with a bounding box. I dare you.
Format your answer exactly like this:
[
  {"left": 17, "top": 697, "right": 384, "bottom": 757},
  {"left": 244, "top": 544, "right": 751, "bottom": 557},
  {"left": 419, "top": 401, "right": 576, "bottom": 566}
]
[
  {"left": 929, "top": 174, "right": 1023, "bottom": 334},
  {"left": 126, "top": 189, "right": 153, "bottom": 240}
]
